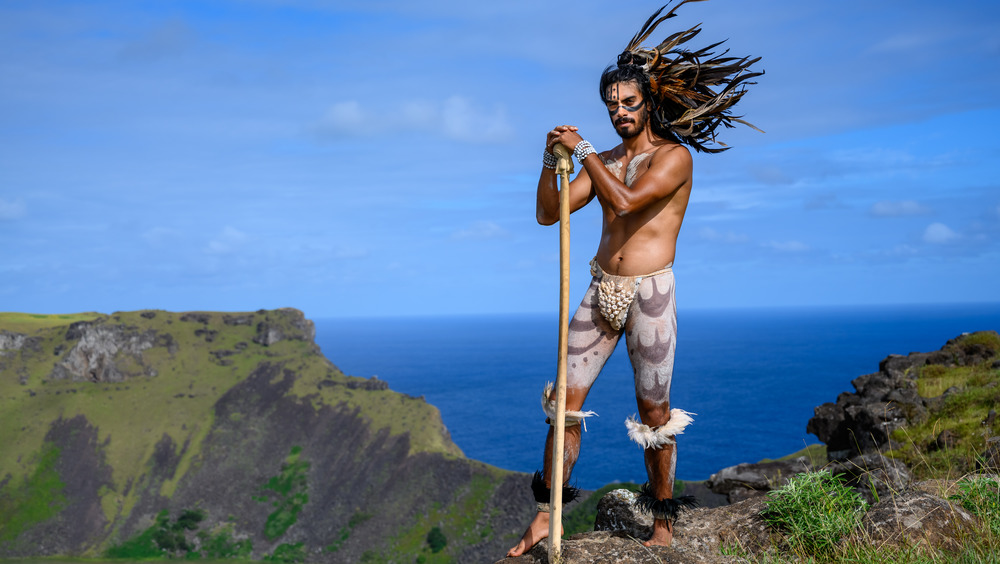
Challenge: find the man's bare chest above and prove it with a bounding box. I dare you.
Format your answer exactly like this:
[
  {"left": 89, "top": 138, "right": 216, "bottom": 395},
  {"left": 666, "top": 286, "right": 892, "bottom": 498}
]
[{"left": 601, "top": 151, "right": 654, "bottom": 188}]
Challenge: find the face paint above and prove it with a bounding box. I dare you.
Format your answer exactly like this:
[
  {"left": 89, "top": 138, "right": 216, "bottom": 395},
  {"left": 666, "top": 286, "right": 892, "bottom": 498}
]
[{"left": 606, "top": 98, "right": 646, "bottom": 115}]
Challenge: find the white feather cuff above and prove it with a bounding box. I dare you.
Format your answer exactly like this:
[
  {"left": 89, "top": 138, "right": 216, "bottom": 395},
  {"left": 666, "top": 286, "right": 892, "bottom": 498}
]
[
  {"left": 625, "top": 409, "right": 695, "bottom": 449},
  {"left": 541, "top": 382, "right": 598, "bottom": 431}
]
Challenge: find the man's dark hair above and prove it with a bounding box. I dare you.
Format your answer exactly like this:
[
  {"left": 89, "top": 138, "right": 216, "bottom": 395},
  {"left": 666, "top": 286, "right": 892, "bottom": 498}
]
[{"left": 599, "top": 64, "right": 681, "bottom": 144}]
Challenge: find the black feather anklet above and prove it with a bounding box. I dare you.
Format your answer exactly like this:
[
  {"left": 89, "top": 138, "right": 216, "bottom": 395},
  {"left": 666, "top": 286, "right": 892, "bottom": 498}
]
[
  {"left": 530, "top": 470, "right": 581, "bottom": 512},
  {"left": 634, "top": 482, "right": 698, "bottom": 522}
]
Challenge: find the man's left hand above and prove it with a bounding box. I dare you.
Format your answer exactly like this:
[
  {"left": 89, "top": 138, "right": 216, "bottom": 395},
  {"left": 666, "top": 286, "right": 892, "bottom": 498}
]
[{"left": 547, "top": 125, "right": 584, "bottom": 154}]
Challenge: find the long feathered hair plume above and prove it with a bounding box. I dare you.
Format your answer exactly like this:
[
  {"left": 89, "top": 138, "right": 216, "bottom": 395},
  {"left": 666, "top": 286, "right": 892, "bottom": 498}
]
[{"left": 610, "top": 0, "right": 763, "bottom": 153}]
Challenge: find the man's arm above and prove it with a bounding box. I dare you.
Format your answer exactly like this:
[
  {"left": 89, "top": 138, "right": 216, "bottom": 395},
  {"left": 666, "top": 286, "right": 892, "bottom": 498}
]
[
  {"left": 553, "top": 131, "right": 692, "bottom": 217},
  {"left": 536, "top": 126, "right": 597, "bottom": 226}
]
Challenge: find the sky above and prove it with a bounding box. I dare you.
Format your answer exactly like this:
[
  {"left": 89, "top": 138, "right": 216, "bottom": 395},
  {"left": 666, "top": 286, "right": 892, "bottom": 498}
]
[{"left": 2, "top": 0, "right": 999, "bottom": 318}]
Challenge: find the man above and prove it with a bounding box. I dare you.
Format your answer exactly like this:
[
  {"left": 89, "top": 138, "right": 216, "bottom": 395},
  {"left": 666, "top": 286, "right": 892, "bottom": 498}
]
[{"left": 507, "top": 1, "right": 760, "bottom": 556}]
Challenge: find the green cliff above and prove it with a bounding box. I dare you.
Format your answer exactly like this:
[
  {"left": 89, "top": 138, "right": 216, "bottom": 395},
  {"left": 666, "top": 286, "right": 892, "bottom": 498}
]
[{"left": 0, "top": 309, "right": 533, "bottom": 562}]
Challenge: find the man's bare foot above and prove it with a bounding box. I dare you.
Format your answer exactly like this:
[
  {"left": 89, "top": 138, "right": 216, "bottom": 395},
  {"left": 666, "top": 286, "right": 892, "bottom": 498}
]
[
  {"left": 506, "top": 511, "right": 561, "bottom": 557},
  {"left": 642, "top": 518, "right": 673, "bottom": 547}
]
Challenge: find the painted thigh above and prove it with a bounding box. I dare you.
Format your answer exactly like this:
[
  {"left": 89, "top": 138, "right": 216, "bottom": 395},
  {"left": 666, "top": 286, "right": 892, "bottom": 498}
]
[
  {"left": 624, "top": 271, "right": 677, "bottom": 404},
  {"left": 564, "top": 278, "right": 622, "bottom": 395}
]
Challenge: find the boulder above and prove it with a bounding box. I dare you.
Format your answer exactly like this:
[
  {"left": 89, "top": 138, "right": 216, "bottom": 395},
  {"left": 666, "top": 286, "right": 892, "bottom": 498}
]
[
  {"left": 593, "top": 489, "right": 652, "bottom": 539},
  {"left": 706, "top": 457, "right": 813, "bottom": 503},
  {"left": 827, "top": 453, "right": 912, "bottom": 504},
  {"left": 978, "top": 437, "right": 1000, "bottom": 472},
  {"left": 849, "top": 490, "right": 979, "bottom": 552}
]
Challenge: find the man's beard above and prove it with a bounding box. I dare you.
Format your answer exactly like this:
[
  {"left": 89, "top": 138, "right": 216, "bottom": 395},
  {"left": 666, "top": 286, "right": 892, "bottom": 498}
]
[{"left": 614, "top": 112, "right": 648, "bottom": 139}]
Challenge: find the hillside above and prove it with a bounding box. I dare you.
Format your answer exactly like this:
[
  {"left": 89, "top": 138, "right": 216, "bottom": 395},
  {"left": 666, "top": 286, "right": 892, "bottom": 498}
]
[{"left": 0, "top": 309, "right": 535, "bottom": 562}]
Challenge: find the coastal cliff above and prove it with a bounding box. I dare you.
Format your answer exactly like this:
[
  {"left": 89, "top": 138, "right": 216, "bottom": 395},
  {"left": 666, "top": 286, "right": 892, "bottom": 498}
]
[{"left": 0, "top": 309, "right": 536, "bottom": 562}]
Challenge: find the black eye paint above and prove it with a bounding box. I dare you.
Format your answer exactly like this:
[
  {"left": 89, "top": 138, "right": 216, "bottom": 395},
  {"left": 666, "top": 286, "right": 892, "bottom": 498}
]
[
  {"left": 622, "top": 99, "right": 645, "bottom": 113},
  {"left": 606, "top": 98, "right": 645, "bottom": 115}
]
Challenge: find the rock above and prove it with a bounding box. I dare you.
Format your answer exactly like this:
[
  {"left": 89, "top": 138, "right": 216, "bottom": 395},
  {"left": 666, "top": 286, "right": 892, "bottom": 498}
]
[
  {"left": 499, "top": 494, "right": 772, "bottom": 564},
  {"left": 983, "top": 409, "right": 997, "bottom": 427},
  {"left": 978, "top": 437, "right": 1000, "bottom": 472},
  {"left": 678, "top": 481, "right": 729, "bottom": 508},
  {"left": 849, "top": 490, "right": 979, "bottom": 552},
  {"left": 827, "top": 453, "right": 911, "bottom": 504},
  {"left": 707, "top": 457, "right": 813, "bottom": 503},
  {"left": 594, "top": 489, "right": 651, "bottom": 539},
  {"left": 928, "top": 429, "right": 958, "bottom": 452},
  {"left": 49, "top": 323, "right": 159, "bottom": 382},
  {"left": 179, "top": 313, "right": 212, "bottom": 324},
  {"left": 0, "top": 331, "right": 28, "bottom": 353},
  {"left": 807, "top": 332, "right": 1000, "bottom": 461},
  {"left": 805, "top": 402, "right": 845, "bottom": 447},
  {"left": 910, "top": 479, "right": 962, "bottom": 499},
  {"left": 252, "top": 309, "right": 316, "bottom": 347}
]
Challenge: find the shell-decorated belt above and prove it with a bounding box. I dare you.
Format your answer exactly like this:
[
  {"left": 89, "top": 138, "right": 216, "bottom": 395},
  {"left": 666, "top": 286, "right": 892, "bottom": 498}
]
[{"left": 590, "top": 258, "right": 671, "bottom": 331}]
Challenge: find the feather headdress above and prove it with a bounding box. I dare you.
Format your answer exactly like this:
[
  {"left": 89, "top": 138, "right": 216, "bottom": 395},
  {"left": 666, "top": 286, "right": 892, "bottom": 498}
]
[{"left": 612, "top": 0, "right": 762, "bottom": 152}]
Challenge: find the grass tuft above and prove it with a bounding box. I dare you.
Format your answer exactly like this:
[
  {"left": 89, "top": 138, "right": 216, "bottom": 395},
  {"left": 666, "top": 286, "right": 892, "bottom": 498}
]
[{"left": 761, "top": 470, "right": 867, "bottom": 556}]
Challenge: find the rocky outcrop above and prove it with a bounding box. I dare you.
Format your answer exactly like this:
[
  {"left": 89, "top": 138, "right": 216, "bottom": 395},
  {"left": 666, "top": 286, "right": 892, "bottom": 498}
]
[
  {"left": 497, "top": 481, "right": 981, "bottom": 564},
  {"left": 251, "top": 308, "right": 316, "bottom": 346},
  {"left": 849, "top": 490, "right": 979, "bottom": 552},
  {"left": 706, "top": 457, "right": 814, "bottom": 503},
  {"left": 0, "top": 331, "right": 30, "bottom": 353},
  {"left": 826, "top": 452, "right": 912, "bottom": 504},
  {"left": 49, "top": 322, "right": 163, "bottom": 382},
  {"left": 806, "top": 331, "right": 999, "bottom": 461}
]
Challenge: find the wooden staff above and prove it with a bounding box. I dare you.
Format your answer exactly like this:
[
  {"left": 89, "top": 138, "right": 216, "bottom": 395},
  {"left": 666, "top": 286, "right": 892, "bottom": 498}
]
[{"left": 548, "top": 143, "right": 573, "bottom": 563}]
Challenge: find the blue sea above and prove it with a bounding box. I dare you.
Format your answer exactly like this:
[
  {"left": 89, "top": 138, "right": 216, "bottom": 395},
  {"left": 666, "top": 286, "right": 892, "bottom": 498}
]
[{"left": 313, "top": 303, "right": 1000, "bottom": 490}]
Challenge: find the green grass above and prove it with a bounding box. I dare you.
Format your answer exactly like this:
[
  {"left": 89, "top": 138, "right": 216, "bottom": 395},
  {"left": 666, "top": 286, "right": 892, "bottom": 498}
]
[
  {"left": 761, "top": 471, "right": 868, "bottom": 556},
  {"left": 386, "top": 465, "right": 507, "bottom": 563},
  {"left": 0, "top": 308, "right": 482, "bottom": 556},
  {"left": 951, "top": 474, "right": 1000, "bottom": 537},
  {"left": 258, "top": 446, "right": 310, "bottom": 541},
  {"left": 0, "top": 442, "right": 67, "bottom": 542},
  {"left": 758, "top": 443, "right": 828, "bottom": 468},
  {"left": 0, "top": 312, "right": 104, "bottom": 333},
  {"left": 889, "top": 355, "right": 1000, "bottom": 479}
]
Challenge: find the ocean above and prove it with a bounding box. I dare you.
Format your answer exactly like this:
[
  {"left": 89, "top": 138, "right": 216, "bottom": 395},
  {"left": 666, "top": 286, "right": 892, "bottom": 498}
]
[{"left": 313, "top": 303, "right": 1000, "bottom": 490}]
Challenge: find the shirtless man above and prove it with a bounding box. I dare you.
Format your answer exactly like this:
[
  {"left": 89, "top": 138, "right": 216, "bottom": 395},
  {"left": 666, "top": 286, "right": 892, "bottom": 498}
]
[{"left": 507, "top": 2, "right": 760, "bottom": 556}]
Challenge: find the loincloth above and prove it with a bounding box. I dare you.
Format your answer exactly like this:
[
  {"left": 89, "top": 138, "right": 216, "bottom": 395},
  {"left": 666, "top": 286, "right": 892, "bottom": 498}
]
[{"left": 590, "top": 258, "right": 672, "bottom": 331}]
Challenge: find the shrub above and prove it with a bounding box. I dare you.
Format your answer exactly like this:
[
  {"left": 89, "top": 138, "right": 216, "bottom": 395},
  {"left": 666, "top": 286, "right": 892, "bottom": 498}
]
[
  {"left": 426, "top": 526, "right": 447, "bottom": 553},
  {"left": 761, "top": 471, "right": 867, "bottom": 556}
]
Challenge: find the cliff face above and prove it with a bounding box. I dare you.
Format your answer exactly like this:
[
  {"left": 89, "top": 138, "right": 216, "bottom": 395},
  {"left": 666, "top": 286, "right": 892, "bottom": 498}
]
[
  {"left": 0, "top": 309, "right": 535, "bottom": 562},
  {"left": 806, "top": 330, "right": 1000, "bottom": 475}
]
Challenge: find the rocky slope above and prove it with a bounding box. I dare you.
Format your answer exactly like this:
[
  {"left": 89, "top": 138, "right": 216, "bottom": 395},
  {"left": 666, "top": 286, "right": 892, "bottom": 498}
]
[
  {"left": 0, "top": 309, "right": 537, "bottom": 562},
  {"left": 498, "top": 331, "right": 1000, "bottom": 563}
]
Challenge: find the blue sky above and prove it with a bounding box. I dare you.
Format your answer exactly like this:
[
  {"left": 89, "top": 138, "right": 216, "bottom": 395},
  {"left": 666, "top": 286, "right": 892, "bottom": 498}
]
[{"left": 2, "top": 0, "right": 999, "bottom": 317}]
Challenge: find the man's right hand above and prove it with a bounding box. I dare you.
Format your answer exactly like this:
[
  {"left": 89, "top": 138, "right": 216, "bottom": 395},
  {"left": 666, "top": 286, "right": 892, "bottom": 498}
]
[{"left": 546, "top": 125, "right": 580, "bottom": 154}]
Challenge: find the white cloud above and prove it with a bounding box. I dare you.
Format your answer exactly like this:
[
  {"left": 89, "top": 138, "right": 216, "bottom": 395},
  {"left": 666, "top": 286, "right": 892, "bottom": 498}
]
[
  {"left": 696, "top": 227, "right": 749, "bottom": 244},
  {"left": 762, "top": 240, "right": 809, "bottom": 252},
  {"left": 870, "top": 200, "right": 930, "bottom": 217},
  {"left": 315, "top": 96, "right": 513, "bottom": 143},
  {"left": 923, "top": 222, "right": 960, "bottom": 244},
  {"left": 0, "top": 198, "right": 26, "bottom": 220},
  {"left": 206, "top": 226, "right": 249, "bottom": 254},
  {"left": 452, "top": 220, "right": 509, "bottom": 240}
]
